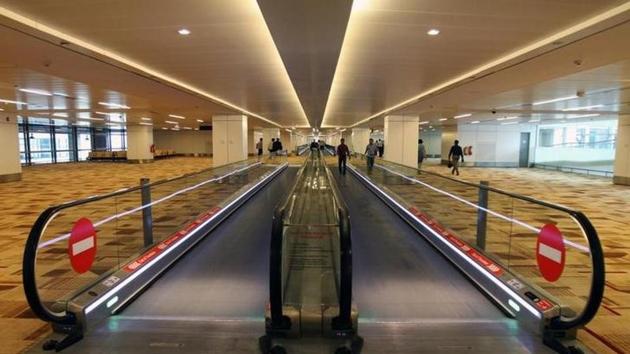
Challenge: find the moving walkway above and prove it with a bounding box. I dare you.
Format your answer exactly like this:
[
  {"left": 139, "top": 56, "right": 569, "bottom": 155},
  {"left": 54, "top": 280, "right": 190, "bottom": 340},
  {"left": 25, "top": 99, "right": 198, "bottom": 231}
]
[{"left": 22, "top": 153, "right": 604, "bottom": 353}]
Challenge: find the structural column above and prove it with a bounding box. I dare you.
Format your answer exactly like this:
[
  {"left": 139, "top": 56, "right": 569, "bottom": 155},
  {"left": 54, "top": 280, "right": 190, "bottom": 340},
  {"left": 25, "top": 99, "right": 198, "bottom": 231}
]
[
  {"left": 383, "top": 115, "right": 418, "bottom": 168},
  {"left": 280, "top": 129, "right": 291, "bottom": 152},
  {"left": 614, "top": 116, "right": 630, "bottom": 185},
  {"left": 0, "top": 117, "right": 21, "bottom": 182},
  {"left": 212, "top": 115, "right": 248, "bottom": 167},
  {"left": 351, "top": 128, "right": 370, "bottom": 154},
  {"left": 262, "top": 128, "right": 280, "bottom": 155},
  {"left": 127, "top": 125, "right": 154, "bottom": 163}
]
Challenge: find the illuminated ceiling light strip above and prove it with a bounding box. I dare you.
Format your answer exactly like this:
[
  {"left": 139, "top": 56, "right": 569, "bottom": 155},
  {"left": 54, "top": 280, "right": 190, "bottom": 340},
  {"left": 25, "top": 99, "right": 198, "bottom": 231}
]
[
  {"left": 419, "top": 121, "right": 429, "bottom": 125},
  {"left": 196, "top": 119, "right": 204, "bottom": 123},
  {"left": 454, "top": 113, "right": 472, "bottom": 119},
  {"left": 0, "top": 98, "right": 28, "bottom": 105},
  {"left": 470, "top": 121, "right": 480, "bottom": 124},
  {"left": 561, "top": 105, "right": 604, "bottom": 111},
  {"left": 532, "top": 95, "right": 577, "bottom": 106},
  {"left": 98, "top": 102, "right": 130, "bottom": 109},
  {"left": 141, "top": 117, "right": 152, "bottom": 121},
  {"left": 252, "top": 4, "right": 310, "bottom": 127},
  {"left": 168, "top": 114, "right": 186, "bottom": 119},
  {"left": 567, "top": 113, "right": 600, "bottom": 119},
  {"left": 341, "top": 2, "right": 630, "bottom": 128},
  {"left": 165, "top": 120, "right": 179, "bottom": 125},
  {"left": 18, "top": 88, "right": 52, "bottom": 96},
  {"left": 0, "top": 7, "right": 286, "bottom": 129},
  {"left": 139, "top": 122, "right": 153, "bottom": 126},
  {"left": 439, "top": 118, "right": 448, "bottom": 121}
]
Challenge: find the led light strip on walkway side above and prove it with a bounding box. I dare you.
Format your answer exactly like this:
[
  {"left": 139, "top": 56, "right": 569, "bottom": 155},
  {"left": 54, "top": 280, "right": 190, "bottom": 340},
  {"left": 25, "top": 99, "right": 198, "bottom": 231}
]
[
  {"left": 348, "top": 163, "right": 542, "bottom": 319},
  {"left": 85, "top": 163, "right": 287, "bottom": 315},
  {"left": 38, "top": 162, "right": 263, "bottom": 249},
  {"left": 375, "top": 164, "right": 590, "bottom": 254}
]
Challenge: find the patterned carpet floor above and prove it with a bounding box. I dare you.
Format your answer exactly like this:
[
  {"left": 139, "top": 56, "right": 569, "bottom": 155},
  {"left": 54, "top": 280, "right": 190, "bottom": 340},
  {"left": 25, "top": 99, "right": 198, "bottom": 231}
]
[
  {"left": 415, "top": 161, "right": 628, "bottom": 354},
  {"left": 1, "top": 155, "right": 626, "bottom": 353}
]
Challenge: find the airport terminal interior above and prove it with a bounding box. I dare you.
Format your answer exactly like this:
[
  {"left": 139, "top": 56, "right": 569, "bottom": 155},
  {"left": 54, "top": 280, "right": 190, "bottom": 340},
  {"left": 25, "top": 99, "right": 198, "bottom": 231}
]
[{"left": 0, "top": 1, "right": 629, "bottom": 353}]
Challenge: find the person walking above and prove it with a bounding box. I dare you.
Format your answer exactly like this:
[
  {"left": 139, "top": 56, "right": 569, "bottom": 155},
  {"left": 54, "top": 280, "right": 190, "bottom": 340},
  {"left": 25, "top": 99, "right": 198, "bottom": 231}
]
[
  {"left": 310, "top": 140, "right": 320, "bottom": 158},
  {"left": 448, "top": 140, "right": 464, "bottom": 176},
  {"left": 336, "top": 138, "right": 350, "bottom": 175},
  {"left": 273, "top": 138, "right": 283, "bottom": 157},
  {"left": 256, "top": 138, "right": 263, "bottom": 159},
  {"left": 418, "top": 139, "right": 426, "bottom": 170},
  {"left": 365, "top": 138, "right": 379, "bottom": 172},
  {"left": 268, "top": 138, "right": 276, "bottom": 160},
  {"left": 376, "top": 139, "right": 384, "bottom": 157}
]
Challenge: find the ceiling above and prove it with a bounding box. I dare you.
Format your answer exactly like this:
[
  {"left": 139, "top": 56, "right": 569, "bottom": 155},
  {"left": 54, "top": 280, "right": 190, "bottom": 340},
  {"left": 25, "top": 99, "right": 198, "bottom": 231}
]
[{"left": 0, "top": 0, "right": 629, "bottom": 131}]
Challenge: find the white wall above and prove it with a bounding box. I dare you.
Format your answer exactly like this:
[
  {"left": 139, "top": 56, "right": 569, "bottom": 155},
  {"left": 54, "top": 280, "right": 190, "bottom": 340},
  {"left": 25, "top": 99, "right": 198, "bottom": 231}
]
[
  {"left": 212, "top": 115, "right": 248, "bottom": 166},
  {"left": 456, "top": 123, "right": 536, "bottom": 167},
  {"left": 154, "top": 130, "right": 212, "bottom": 155},
  {"left": 614, "top": 116, "right": 630, "bottom": 184},
  {"left": 419, "top": 129, "right": 442, "bottom": 157},
  {"left": 0, "top": 119, "right": 21, "bottom": 177},
  {"left": 536, "top": 147, "right": 614, "bottom": 163}
]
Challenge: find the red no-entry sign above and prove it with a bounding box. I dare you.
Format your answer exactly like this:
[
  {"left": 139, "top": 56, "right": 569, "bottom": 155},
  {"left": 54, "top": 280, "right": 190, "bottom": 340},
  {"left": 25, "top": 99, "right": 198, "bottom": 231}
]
[
  {"left": 68, "top": 217, "right": 97, "bottom": 273},
  {"left": 536, "top": 224, "right": 566, "bottom": 282}
]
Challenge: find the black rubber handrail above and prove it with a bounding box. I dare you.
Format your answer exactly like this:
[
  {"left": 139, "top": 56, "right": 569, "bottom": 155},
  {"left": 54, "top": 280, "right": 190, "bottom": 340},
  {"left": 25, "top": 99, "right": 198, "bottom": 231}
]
[
  {"left": 268, "top": 154, "right": 354, "bottom": 331},
  {"left": 22, "top": 160, "right": 261, "bottom": 325},
  {"left": 268, "top": 159, "right": 307, "bottom": 330},
  {"left": 352, "top": 157, "right": 605, "bottom": 330}
]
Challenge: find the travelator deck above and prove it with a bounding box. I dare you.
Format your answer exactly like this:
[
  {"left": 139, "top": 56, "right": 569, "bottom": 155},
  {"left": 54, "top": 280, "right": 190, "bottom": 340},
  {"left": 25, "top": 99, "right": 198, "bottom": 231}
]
[{"left": 22, "top": 155, "right": 604, "bottom": 353}]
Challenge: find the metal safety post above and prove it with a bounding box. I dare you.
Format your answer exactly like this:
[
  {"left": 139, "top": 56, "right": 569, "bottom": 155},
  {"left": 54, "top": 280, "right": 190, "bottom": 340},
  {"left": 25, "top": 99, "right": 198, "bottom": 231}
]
[
  {"left": 140, "top": 178, "right": 154, "bottom": 247},
  {"left": 476, "top": 180, "right": 489, "bottom": 250}
]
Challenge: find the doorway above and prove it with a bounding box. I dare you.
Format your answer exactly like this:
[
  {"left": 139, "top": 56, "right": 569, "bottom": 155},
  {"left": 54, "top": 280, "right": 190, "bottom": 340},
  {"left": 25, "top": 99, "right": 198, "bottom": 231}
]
[{"left": 519, "top": 132, "right": 530, "bottom": 168}]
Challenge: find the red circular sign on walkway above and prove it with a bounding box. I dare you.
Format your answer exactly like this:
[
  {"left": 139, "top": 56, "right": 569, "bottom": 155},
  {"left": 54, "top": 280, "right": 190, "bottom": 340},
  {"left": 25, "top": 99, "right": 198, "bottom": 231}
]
[
  {"left": 536, "top": 224, "right": 566, "bottom": 282},
  {"left": 68, "top": 217, "right": 97, "bottom": 273}
]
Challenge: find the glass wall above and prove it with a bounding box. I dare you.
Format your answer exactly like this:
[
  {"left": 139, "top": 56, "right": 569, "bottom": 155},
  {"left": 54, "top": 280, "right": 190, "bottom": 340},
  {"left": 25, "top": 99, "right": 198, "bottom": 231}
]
[
  {"left": 18, "top": 117, "right": 127, "bottom": 166},
  {"left": 534, "top": 119, "right": 617, "bottom": 173}
]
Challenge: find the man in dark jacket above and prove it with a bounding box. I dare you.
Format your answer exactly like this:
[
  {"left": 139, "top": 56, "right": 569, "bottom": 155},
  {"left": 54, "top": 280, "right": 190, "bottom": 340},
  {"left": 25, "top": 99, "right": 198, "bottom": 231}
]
[
  {"left": 336, "top": 138, "right": 350, "bottom": 175},
  {"left": 448, "top": 140, "right": 464, "bottom": 176}
]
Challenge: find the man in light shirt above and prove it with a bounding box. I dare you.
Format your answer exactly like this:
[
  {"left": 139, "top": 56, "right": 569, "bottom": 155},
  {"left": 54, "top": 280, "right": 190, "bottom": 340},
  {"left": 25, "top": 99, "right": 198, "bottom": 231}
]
[{"left": 365, "top": 138, "right": 379, "bottom": 172}]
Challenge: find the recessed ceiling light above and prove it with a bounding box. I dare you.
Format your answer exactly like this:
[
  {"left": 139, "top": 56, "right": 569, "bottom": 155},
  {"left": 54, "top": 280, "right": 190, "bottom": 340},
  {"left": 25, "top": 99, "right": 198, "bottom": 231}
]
[
  {"left": 454, "top": 113, "right": 472, "bottom": 119},
  {"left": 567, "top": 113, "right": 600, "bottom": 119},
  {"left": 0, "top": 98, "right": 28, "bottom": 105},
  {"left": 419, "top": 121, "right": 429, "bottom": 125},
  {"left": 178, "top": 28, "right": 191, "bottom": 36},
  {"left": 168, "top": 114, "right": 186, "bottom": 119},
  {"left": 165, "top": 120, "right": 179, "bottom": 124},
  {"left": 141, "top": 117, "right": 152, "bottom": 121},
  {"left": 19, "top": 88, "right": 52, "bottom": 96},
  {"left": 98, "top": 102, "right": 130, "bottom": 109},
  {"left": 470, "top": 121, "right": 480, "bottom": 124},
  {"left": 196, "top": 119, "right": 204, "bottom": 123},
  {"left": 532, "top": 95, "right": 576, "bottom": 106},
  {"left": 439, "top": 118, "right": 447, "bottom": 121},
  {"left": 139, "top": 122, "right": 153, "bottom": 126},
  {"left": 427, "top": 29, "right": 440, "bottom": 36},
  {"left": 561, "top": 104, "right": 604, "bottom": 111}
]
